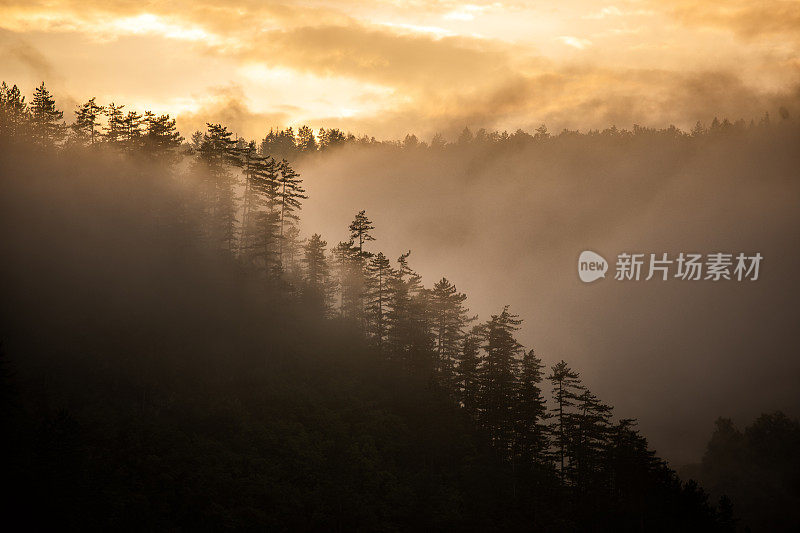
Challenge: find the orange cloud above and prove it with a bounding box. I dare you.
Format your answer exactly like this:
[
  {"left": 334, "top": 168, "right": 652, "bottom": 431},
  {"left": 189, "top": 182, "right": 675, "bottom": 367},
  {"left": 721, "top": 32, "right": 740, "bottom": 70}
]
[
  {"left": 660, "top": 0, "right": 800, "bottom": 40},
  {"left": 0, "top": 0, "right": 798, "bottom": 139}
]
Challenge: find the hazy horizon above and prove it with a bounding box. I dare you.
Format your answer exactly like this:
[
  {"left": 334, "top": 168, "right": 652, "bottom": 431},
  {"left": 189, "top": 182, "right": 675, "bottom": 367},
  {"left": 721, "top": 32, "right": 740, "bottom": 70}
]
[{"left": 2, "top": 0, "right": 799, "bottom": 140}]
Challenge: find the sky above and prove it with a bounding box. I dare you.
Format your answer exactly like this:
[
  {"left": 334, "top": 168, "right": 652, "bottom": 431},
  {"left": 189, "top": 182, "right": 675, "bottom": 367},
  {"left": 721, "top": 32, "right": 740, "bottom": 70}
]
[{"left": 1, "top": 0, "right": 799, "bottom": 140}]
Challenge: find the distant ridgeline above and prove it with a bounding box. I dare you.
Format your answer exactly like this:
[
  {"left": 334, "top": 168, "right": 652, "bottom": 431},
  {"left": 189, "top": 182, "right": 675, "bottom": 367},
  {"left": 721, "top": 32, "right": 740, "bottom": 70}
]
[
  {"left": 0, "top": 80, "right": 788, "bottom": 160},
  {"left": 1, "top": 80, "right": 776, "bottom": 529}
]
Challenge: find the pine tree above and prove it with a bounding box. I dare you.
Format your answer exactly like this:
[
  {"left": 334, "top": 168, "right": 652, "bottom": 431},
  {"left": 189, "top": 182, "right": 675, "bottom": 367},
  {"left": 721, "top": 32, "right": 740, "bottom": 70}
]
[
  {"left": 457, "top": 324, "right": 484, "bottom": 418},
  {"left": 31, "top": 82, "right": 64, "bottom": 146},
  {"left": 237, "top": 140, "right": 259, "bottom": 260},
  {"left": 349, "top": 210, "right": 375, "bottom": 258},
  {"left": 429, "top": 277, "right": 474, "bottom": 386},
  {"left": 605, "top": 418, "right": 660, "bottom": 504},
  {"left": 515, "top": 349, "right": 550, "bottom": 466},
  {"left": 190, "top": 130, "right": 204, "bottom": 150},
  {"left": 333, "top": 210, "right": 377, "bottom": 332},
  {"left": 72, "top": 97, "right": 104, "bottom": 146},
  {"left": 430, "top": 132, "right": 446, "bottom": 149},
  {"left": 318, "top": 127, "right": 346, "bottom": 150},
  {"left": 104, "top": 103, "right": 125, "bottom": 146},
  {"left": 0, "top": 82, "right": 29, "bottom": 141},
  {"left": 297, "top": 125, "right": 317, "bottom": 152},
  {"left": 332, "top": 240, "right": 363, "bottom": 322},
  {"left": 142, "top": 112, "right": 183, "bottom": 157},
  {"left": 571, "top": 388, "right": 612, "bottom": 490},
  {"left": 301, "top": 234, "right": 331, "bottom": 315},
  {"left": 478, "top": 306, "right": 523, "bottom": 452},
  {"left": 547, "top": 360, "right": 584, "bottom": 482},
  {"left": 385, "top": 251, "right": 433, "bottom": 373},
  {"left": 403, "top": 134, "right": 419, "bottom": 149},
  {"left": 122, "top": 110, "right": 143, "bottom": 150},
  {"left": 243, "top": 152, "right": 281, "bottom": 276},
  {"left": 276, "top": 159, "right": 307, "bottom": 266},
  {"left": 365, "top": 252, "right": 393, "bottom": 351},
  {"left": 199, "top": 123, "right": 240, "bottom": 250},
  {"left": 260, "top": 127, "right": 296, "bottom": 160},
  {"left": 282, "top": 225, "right": 305, "bottom": 281}
]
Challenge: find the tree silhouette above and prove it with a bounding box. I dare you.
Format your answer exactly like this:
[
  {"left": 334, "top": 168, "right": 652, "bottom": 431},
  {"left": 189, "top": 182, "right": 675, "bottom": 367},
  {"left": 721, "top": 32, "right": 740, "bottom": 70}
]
[
  {"left": 141, "top": 112, "right": 183, "bottom": 160},
  {"left": 332, "top": 240, "right": 363, "bottom": 322},
  {"left": 318, "top": 127, "right": 346, "bottom": 150},
  {"left": 297, "top": 125, "right": 317, "bottom": 152},
  {"left": 386, "top": 251, "right": 433, "bottom": 373},
  {"left": 514, "top": 349, "right": 549, "bottom": 467},
  {"left": 478, "top": 306, "right": 523, "bottom": 452},
  {"left": 0, "top": 82, "right": 29, "bottom": 141},
  {"left": 72, "top": 97, "right": 104, "bottom": 146},
  {"left": 302, "top": 233, "right": 331, "bottom": 314},
  {"left": 429, "top": 277, "right": 474, "bottom": 386},
  {"left": 349, "top": 210, "right": 375, "bottom": 257},
  {"left": 457, "top": 325, "right": 484, "bottom": 418},
  {"left": 199, "top": 123, "right": 239, "bottom": 250},
  {"left": 104, "top": 103, "right": 125, "bottom": 146},
  {"left": 570, "top": 388, "right": 612, "bottom": 490},
  {"left": 548, "top": 360, "right": 584, "bottom": 482},
  {"left": 276, "top": 159, "right": 307, "bottom": 266},
  {"left": 260, "top": 127, "right": 296, "bottom": 159},
  {"left": 365, "top": 252, "right": 393, "bottom": 352},
  {"left": 31, "top": 82, "right": 64, "bottom": 146},
  {"left": 122, "top": 110, "right": 143, "bottom": 149}
]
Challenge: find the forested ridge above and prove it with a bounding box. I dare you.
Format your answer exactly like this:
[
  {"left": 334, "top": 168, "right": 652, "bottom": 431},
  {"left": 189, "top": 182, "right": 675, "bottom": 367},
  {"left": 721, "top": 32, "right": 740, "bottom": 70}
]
[
  {"left": 684, "top": 413, "right": 800, "bottom": 532},
  {"left": 2, "top": 80, "right": 790, "bottom": 530}
]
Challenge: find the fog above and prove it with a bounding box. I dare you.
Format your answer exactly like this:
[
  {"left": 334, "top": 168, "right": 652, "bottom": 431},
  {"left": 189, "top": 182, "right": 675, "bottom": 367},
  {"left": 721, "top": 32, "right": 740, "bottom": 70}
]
[
  {"left": 296, "top": 124, "right": 800, "bottom": 465},
  {"left": 2, "top": 121, "right": 798, "bottom": 469},
  {"left": 0, "top": 146, "right": 343, "bottom": 401}
]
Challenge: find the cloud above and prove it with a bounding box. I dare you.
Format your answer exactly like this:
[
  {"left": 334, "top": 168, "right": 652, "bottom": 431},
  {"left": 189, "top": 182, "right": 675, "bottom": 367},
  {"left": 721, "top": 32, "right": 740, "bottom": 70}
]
[
  {"left": 242, "top": 23, "right": 514, "bottom": 91},
  {"left": 443, "top": 4, "right": 492, "bottom": 21},
  {"left": 1, "top": 0, "right": 799, "bottom": 140},
  {"left": 378, "top": 22, "right": 456, "bottom": 38},
  {"left": 660, "top": 0, "right": 800, "bottom": 40},
  {"left": 323, "top": 67, "right": 800, "bottom": 140},
  {"left": 558, "top": 36, "right": 593, "bottom": 49},
  {"left": 0, "top": 32, "right": 62, "bottom": 83},
  {"left": 160, "top": 62, "right": 800, "bottom": 143},
  {"left": 175, "top": 85, "right": 290, "bottom": 140},
  {"left": 583, "top": 6, "right": 623, "bottom": 20}
]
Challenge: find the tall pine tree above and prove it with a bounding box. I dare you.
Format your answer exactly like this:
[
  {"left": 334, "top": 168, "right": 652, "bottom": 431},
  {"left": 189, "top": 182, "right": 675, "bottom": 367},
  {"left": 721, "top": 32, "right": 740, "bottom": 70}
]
[
  {"left": 31, "top": 82, "right": 64, "bottom": 147},
  {"left": 301, "top": 234, "right": 331, "bottom": 315},
  {"left": 514, "top": 349, "right": 550, "bottom": 467},
  {"left": 72, "top": 97, "right": 104, "bottom": 146},
  {"left": 365, "top": 252, "right": 393, "bottom": 352},
  {"left": 547, "top": 360, "right": 584, "bottom": 482},
  {"left": 478, "top": 306, "right": 523, "bottom": 453},
  {"left": 276, "top": 159, "right": 307, "bottom": 266},
  {"left": 0, "top": 82, "right": 29, "bottom": 141},
  {"left": 198, "top": 123, "right": 240, "bottom": 250},
  {"left": 429, "top": 277, "right": 474, "bottom": 386}
]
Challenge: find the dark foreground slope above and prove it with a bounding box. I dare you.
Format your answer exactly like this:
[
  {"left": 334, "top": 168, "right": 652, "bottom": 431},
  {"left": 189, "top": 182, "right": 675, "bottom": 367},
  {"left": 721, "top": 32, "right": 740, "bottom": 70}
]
[
  {"left": 0, "top": 145, "right": 721, "bottom": 531},
  {"left": 0, "top": 147, "right": 505, "bottom": 531}
]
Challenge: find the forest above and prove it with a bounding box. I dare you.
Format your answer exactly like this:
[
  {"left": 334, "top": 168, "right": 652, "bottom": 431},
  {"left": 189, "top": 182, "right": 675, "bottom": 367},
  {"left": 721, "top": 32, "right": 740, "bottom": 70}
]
[{"left": 1, "top": 81, "right": 798, "bottom": 531}]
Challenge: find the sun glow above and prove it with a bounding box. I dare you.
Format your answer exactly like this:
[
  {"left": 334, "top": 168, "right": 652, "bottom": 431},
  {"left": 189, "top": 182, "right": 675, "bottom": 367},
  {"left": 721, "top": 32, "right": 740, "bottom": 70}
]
[{"left": 110, "top": 13, "right": 215, "bottom": 43}]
